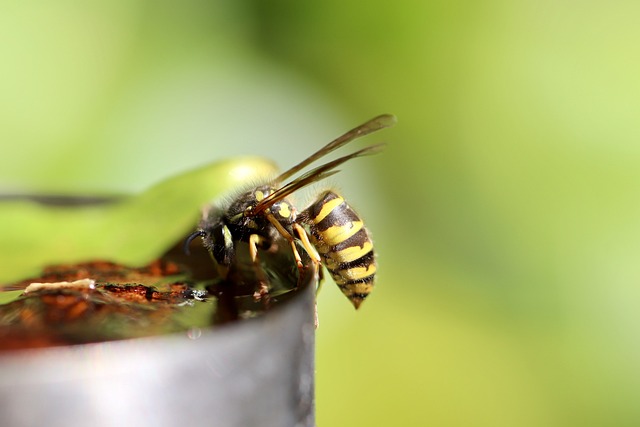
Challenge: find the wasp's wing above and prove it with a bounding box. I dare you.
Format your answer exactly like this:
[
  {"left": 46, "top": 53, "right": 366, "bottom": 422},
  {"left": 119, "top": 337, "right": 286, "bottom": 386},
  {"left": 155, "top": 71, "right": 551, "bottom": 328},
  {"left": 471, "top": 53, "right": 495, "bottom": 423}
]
[
  {"left": 252, "top": 144, "right": 385, "bottom": 215},
  {"left": 274, "top": 114, "right": 396, "bottom": 183}
]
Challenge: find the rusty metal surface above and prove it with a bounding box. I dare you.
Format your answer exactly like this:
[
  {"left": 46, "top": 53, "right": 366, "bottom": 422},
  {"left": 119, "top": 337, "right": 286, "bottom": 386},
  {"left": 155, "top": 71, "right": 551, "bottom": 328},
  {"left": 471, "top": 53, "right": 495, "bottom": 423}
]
[{"left": 0, "top": 277, "right": 316, "bottom": 427}]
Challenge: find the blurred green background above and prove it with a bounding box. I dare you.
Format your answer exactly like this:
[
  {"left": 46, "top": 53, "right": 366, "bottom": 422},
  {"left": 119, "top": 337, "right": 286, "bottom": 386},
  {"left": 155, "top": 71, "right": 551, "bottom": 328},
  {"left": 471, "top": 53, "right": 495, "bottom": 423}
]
[{"left": 2, "top": 1, "right": 640, "bottom": 425}]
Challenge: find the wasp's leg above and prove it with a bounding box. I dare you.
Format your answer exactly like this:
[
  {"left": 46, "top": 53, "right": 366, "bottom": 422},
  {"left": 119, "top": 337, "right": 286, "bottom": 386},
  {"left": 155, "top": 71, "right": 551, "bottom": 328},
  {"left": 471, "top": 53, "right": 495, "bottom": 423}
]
[
  {"left": 315, "top": 267, "right": 325, "bottom": 297},
  {"left": 265, "top": 213, "right": 306, "bottom": 269},
  {"left": 292, "top": 223, "right": 321, "bottom": 264},
  {"left": 292, "top": 222, "right": 324, "bottom": 290},
  {"left": 314, "top": 300, "right": 319, "bottom": 329},
  {"left": 294, "top": 226, "right": 324, "bottom": 329},
  {"left": 249, "top": 233, "right": 271, "bottom": 304}
]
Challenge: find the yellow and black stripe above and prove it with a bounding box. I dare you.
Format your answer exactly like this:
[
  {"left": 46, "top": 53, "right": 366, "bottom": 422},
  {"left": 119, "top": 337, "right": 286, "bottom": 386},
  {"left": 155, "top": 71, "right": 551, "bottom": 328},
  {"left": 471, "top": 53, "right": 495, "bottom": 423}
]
[{"left": 304, "top": 191, "right": 376, "bottom": 309}]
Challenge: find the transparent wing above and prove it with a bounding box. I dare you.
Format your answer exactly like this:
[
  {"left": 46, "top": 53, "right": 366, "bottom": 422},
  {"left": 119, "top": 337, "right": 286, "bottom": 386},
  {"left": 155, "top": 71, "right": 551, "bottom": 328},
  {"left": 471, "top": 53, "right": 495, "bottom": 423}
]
[
  {"left": 251, "top": 144, "right": 385, "bottom": 216},
  {"left": 274, "top": 114, "right": 396, "bottom": 183}
]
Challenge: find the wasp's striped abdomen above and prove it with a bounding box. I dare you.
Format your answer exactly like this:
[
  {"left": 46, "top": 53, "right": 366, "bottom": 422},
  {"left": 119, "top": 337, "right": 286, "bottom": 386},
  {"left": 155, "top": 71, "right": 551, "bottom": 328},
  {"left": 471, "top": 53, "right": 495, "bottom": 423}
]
[{"left": 304, "top": 191, "right": 376, "bottom": 309}]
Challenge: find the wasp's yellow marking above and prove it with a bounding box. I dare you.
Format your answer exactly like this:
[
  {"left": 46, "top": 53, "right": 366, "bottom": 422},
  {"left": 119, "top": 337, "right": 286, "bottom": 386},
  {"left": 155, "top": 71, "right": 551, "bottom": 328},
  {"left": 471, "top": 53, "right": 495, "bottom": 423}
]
[
  {"left": 324, "top": 248, "right": 373, "bottom": 270},
  {"left": 294, "top": 223, "right": 321, "bottom": 263},
  {"left": 249, "top": 234, "right": 262, "bottom": 262},
  {"left": 328, "top": 241, "right": 373, "bottom": 265},
  {"left": 255, "top": 190, "right": 265, "bottom": 201},
  {"left": 312, "top": 238, "right": 330, "bottom": 254},
  {"left": 223, "top": 225, "right": 234, "bottom": 250},
  {"left": 278, "top": 202, "right": 291, "bottom": 218},
  {"left": 265, "top": 213, "right": 304, "bottom": 268},
  {"left": 312, "top": 196, "right": 344, "bottom": 223},
  {"left": 324, "top": 257, "right": 339, "bottom": 270},
  {"left": 340, "top": 282, "right": 374, "bottom": 296},
  {"left": 332, "top": 264, "right": 377, "bottom": 284},
  {"left": 317, "top": 221, "right": 363, "bottom": 246},
  {"left": 336, "top": 281, "right": 374, "bottom": 309}
]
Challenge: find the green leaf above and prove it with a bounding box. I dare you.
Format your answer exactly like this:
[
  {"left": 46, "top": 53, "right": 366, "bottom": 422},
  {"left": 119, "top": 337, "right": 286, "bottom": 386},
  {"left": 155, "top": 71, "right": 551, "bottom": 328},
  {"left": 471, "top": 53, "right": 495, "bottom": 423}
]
[
  {"left": 0, "top": 157, "right": 277, "bottom": 285},
  {"left": 0, "top": 290, "right": 22, "bottom": 306}
]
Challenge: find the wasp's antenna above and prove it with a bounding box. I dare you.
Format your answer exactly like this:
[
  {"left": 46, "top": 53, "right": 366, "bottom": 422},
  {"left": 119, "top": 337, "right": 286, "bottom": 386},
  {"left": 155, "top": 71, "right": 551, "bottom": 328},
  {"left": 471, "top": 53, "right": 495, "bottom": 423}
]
[{"left": 183, "top": 230, "right": 206, "bottom": 255}]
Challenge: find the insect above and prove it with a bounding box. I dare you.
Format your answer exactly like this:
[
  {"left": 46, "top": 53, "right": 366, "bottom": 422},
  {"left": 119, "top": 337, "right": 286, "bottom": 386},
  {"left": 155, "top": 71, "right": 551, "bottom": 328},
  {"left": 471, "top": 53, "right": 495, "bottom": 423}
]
[{"left": 186, "top": 114, "right": 396, "bottom": 309}]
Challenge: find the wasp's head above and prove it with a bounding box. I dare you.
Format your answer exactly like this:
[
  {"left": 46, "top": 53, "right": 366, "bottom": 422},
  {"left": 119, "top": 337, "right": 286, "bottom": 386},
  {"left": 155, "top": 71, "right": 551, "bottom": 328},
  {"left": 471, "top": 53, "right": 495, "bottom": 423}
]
[{"left": 224, "top": 185, "right": 274, "bottom": 226}]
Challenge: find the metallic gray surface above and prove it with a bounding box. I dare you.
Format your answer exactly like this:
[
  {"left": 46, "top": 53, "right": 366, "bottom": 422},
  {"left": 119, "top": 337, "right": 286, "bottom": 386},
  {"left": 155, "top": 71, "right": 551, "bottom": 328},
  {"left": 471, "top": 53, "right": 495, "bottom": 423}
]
[{"left": 0, "top": 283, "right": 315, "bottom": 427}]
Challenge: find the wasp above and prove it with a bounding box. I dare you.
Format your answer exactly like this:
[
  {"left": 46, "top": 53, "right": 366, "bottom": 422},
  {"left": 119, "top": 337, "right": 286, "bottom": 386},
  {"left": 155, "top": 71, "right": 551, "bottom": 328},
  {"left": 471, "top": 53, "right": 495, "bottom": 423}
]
[{"left": 186, "top": 114, "right": 396, "bottom": 309}]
